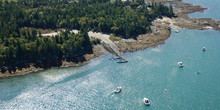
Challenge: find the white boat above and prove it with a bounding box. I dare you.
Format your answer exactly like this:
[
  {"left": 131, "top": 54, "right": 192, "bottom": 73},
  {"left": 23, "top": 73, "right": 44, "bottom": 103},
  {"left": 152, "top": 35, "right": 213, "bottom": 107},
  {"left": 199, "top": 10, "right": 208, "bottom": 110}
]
[
  {"left": 117, "top": 60, "right": 128, "bottom": 63},
  {"left": 143, "top": 98, "right": 150, "bottom": 106},
  {"left": 164, "top": 89, "right": 168, "bottom": 93},
  {"left": 178, "top": 62, "right": 184, "bottom": 67},
  {"left": 202, "top": 47, "right": 206, "bottom": 51},
  {"left": 175, "top": 30, "right": 180, "bottom": 33},
  {"left": 114, "top": 87, "right": 122, "bottom": 93}
]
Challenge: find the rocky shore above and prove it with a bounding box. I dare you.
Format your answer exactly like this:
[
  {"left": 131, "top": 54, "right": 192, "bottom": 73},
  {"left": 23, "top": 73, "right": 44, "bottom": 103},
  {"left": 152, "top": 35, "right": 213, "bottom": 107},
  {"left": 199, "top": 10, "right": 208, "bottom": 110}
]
[
  {"left": 114, "top": 0, "right": 220, "bottom": 52},
  {"left": 1, "top": 0, "right": 220, "bottom": 78}
]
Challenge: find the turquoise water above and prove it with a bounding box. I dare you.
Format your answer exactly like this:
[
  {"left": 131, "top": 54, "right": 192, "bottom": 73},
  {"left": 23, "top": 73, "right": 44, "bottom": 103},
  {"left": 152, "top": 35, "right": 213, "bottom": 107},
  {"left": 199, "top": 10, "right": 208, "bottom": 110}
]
[
  {"left": 1, "top": 29, "right": 220, "bottom": 109},
  {"left": 1, "top": 1, "right": 220, "bottom": 110},
  {"left": 183, "top": 0, "right": 220, "bottom": 20}
]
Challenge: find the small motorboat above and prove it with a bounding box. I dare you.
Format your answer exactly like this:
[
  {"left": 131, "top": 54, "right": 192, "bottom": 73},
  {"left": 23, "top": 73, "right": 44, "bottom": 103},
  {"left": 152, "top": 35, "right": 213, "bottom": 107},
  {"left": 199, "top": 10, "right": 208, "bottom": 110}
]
[
  {"left": 202, "top": 47, "right": 206, "bottom": 51},
  {"left": 114, "top": 87, "right": 122, "bottom": 93},
  {"left": 117, "top": 60, "right": 128, "bottom": 63},
  {"left": 178, "top": 62, "right": 184, "bottom": 67},
  {"left": 195, "top": 70, "right": 200, "bottom": 74},
  {"left": 143, "top": 98, "right": 150, "bottom": 106},
  {"left": 164, "top": 89, "right": 168, "bottom": 93},
  {"left": 175, "top": 30, "right": 180, "bottom": 33}
]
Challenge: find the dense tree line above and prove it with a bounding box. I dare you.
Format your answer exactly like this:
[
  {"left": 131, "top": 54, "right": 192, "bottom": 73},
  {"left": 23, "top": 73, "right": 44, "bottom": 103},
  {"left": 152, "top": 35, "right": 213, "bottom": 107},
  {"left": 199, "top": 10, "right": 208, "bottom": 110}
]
[
  {"left": 0, "top": 0, "right": 174, "bottom": 68},
  {"left": 0, "top": 28, "right": 93, "bottom": 67},
  {"left": 0, "top": 0, "right": 174, "bottom": 38}
]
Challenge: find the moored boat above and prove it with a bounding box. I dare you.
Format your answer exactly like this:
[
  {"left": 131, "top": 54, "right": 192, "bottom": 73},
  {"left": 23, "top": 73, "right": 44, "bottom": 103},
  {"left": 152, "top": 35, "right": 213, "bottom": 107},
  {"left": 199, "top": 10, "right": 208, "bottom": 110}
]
[
  {"left": 196, "top": 70, "right": 200, "bottom": 74},
  {"left": 143, "top": 98, "right": 150, "bottom": 106},
  {"left": 117, "top": 60, "right": 128, "bottom": 63},
  {"left": 114, "top": 87, "right": 122, "bottom": 93},
  {"left": 178, "top": 62, "right": 184, "bottom": 67},
  {"left": 175, "top": 30, "right": 180, "bottom": 33},
  {"left": 202, "top": 47, "right": 206, "bottom": 51}
]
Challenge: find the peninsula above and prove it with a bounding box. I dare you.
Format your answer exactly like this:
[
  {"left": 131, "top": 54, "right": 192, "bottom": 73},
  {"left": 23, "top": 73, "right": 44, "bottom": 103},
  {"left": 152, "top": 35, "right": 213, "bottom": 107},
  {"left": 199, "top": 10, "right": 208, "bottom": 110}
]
[{"left": 1, "top": 0, "right": 220, "bottom": 78}]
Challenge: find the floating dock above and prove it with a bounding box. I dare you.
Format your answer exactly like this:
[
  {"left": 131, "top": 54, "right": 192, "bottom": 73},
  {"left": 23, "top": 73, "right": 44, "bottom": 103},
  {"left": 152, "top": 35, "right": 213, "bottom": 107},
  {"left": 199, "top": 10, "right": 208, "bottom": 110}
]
[{"left": 103, "top": 43, "right": 128, "bottom": 63}]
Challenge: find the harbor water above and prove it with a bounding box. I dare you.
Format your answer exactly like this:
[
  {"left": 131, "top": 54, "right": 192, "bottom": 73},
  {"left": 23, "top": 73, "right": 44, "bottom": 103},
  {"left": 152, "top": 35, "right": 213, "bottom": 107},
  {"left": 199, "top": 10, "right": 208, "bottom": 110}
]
[{"left": 183, "top": 0, "right": 220, "bottom": 20}]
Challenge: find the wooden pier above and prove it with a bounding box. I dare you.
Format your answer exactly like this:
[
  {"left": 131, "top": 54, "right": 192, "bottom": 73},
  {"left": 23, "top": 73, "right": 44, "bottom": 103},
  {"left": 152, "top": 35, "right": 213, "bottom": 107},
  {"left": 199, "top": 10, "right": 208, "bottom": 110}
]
[{"left": 103, "top": 43, "right": 128, "bottom": 63}]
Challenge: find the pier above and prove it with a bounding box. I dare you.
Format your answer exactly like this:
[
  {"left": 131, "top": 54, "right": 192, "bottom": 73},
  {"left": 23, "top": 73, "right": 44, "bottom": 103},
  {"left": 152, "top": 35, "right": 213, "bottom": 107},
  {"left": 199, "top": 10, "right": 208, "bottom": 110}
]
[{"left": 103, "top": 43, "right": 128, "bottom": 63}]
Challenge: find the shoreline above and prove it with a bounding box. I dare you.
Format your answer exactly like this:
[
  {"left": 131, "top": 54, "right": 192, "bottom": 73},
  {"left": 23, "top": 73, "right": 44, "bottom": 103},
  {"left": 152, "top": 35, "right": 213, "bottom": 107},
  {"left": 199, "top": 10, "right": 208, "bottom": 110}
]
[
  {"left": 0, "top": 45, "right": 108, "bottom": 79},
  {"left": 1, "top": 0, "right": 220, "bottom": 79},
  {"left": 116, "top": 0, "right": 220, "bottom": 52}
]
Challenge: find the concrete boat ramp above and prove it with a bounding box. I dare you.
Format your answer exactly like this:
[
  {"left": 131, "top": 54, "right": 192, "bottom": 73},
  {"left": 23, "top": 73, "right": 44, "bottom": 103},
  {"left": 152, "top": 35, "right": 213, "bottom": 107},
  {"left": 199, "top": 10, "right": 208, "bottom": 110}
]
[{"left": 42, "top": 30, "right": 128, "bottom": 63}]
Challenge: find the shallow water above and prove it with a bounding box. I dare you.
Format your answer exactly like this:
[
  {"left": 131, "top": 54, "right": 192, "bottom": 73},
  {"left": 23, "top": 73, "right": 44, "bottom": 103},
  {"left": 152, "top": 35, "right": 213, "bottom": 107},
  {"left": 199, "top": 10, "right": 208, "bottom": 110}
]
[
  {"left": 183, "top": 0, "right": 220, "bottom": 20},
  {"left": 1, "top": 1, "right": 220, "bottom": 110}
]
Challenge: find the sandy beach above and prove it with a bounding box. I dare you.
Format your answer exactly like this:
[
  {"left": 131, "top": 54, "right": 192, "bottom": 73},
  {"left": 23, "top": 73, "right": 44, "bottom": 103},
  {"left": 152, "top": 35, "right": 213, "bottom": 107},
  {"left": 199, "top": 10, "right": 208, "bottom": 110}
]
[{"left": 1, "top": 0, "right": 220, "bottom": 78}]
